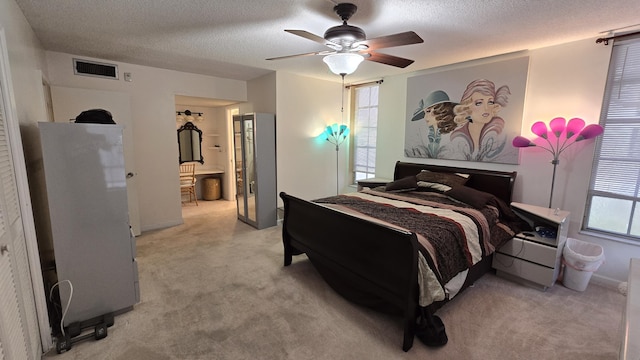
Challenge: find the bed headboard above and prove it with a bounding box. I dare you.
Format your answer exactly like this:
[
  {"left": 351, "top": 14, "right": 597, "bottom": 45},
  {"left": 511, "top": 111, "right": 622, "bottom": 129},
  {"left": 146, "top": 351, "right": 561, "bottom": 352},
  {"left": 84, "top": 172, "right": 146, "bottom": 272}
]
[{"left": 393, "top": 161, "right": 517, "bottom": 204}]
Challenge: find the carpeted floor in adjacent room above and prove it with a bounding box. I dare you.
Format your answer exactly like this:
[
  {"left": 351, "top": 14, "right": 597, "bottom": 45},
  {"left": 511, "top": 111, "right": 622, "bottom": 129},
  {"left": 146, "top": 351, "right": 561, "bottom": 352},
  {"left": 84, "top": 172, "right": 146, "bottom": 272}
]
[{"left": 45, "top": 200, "right": 625, "bottom": 360}]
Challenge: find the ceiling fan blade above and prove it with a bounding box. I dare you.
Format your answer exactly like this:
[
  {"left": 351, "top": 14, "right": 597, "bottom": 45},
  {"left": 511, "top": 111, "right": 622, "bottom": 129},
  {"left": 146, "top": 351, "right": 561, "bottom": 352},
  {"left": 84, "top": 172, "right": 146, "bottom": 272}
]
[
  {"left": 356, "top": 31, "right": 423, "bottom": 50},
  {"left": 364, "top": 52, "right": 415, "bottom": 68},
  {"left": 266, "top": 50, "right": 335, "bottom": 61},
  {"left": 285, "top": 30, "right": 333, "bottom": 46}
]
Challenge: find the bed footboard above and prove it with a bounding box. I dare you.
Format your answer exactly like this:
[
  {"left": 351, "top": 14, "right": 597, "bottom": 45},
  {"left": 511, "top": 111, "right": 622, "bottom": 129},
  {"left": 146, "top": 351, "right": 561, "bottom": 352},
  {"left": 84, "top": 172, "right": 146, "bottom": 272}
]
[{"left": 280, "top": 192, "right": 420, "bottom": 351}]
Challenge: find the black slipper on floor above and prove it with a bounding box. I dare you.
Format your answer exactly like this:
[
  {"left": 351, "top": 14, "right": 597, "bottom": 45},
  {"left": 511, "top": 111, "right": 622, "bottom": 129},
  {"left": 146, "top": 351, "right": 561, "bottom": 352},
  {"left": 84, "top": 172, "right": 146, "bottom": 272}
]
[{"left": 415, "top": 314, "right": 448, "bottom": 347}]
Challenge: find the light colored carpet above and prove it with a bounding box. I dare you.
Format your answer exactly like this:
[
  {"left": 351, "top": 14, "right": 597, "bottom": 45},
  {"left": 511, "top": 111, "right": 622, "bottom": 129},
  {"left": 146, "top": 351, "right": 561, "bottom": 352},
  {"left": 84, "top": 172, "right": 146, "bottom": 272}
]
[{"left": 45, "top": 200, "right": 625, "bottom": 360}]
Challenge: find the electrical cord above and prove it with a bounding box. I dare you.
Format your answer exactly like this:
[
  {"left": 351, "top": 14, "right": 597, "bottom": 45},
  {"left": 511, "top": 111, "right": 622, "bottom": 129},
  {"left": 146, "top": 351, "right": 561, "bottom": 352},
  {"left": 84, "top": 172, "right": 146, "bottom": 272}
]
[
  {"left": 495, "top": 236, "right": 526, "bottom": 268},
  {"left": 49, "top": 280, "right": 73, "bottom": 337}
]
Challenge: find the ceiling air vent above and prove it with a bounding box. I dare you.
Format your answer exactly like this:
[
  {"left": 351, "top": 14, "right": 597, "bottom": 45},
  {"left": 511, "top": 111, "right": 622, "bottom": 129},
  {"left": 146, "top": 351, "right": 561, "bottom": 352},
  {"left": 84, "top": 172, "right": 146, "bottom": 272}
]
[{"left": 73, "top": 58, "right": 119, "bottom": 80}]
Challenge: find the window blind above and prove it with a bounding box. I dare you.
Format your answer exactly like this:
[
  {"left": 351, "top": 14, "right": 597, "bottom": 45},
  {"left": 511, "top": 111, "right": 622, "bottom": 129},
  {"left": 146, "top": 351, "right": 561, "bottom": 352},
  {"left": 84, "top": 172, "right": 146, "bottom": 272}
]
[{"left": 585, "top": 36, "right": 640, "bottom": 239}]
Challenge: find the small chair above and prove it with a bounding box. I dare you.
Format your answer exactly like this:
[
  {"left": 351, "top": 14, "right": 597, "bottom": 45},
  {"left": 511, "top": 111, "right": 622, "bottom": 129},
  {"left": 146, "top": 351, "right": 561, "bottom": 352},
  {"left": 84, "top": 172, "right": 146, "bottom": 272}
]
[{"left": 179, "top": 163, "right": 198, "bottom": 206}]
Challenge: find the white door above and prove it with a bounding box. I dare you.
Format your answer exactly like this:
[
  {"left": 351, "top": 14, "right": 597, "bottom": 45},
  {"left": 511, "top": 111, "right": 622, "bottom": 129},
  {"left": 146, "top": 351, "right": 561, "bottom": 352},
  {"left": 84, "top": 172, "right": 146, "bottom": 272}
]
[
  {"left": 49, "top": 87, "right": 141, "bottom": 236},
  {"left": 0, "top": 62, "right": 31, "bottom": 360}
]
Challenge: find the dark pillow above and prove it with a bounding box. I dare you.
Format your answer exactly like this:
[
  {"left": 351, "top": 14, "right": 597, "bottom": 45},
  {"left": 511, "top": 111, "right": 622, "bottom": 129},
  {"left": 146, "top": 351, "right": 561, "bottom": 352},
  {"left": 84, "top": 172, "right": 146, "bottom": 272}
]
[
  {"left": 444, "top": 185, "right": 494, "bottom": 209},
  {"left": 385, "top": 175, "right": 418, "bottom": 192},
  {"left": 415, "top": 171, "right": 469, "bottom": 192},
  {"left": 445, "top": 186, "right": 522, "bottom": 222}
]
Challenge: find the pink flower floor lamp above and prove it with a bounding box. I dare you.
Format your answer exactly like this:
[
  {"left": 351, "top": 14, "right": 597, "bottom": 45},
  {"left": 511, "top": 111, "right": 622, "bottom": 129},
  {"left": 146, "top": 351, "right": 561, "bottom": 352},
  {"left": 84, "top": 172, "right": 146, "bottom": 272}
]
[{"left": 513, "top": 117, "right": 604, "bottom": 208}]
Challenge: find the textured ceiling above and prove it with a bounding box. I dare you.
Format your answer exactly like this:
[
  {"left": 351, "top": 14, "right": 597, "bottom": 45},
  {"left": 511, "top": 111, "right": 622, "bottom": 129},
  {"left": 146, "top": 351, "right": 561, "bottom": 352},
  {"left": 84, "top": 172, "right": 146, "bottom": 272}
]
[{"left": 14, "top": 0, "right": 640, "bottom": 83}]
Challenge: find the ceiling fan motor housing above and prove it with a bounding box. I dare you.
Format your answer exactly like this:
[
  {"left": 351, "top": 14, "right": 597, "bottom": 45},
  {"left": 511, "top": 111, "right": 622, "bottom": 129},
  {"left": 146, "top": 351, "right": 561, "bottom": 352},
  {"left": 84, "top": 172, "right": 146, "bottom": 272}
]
[
  {"left": 324, "top": 24, "right": 366, "bottom": 43},
  {"left": 324, "top": 3, "right": 366, "bottom": 46}
]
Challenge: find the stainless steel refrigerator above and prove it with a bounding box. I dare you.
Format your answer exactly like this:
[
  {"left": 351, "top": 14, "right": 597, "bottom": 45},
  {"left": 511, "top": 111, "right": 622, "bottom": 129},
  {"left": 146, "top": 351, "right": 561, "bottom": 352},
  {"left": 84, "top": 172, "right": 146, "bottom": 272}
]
[{"left": 39, "top": 122, "right": 139, "bottom": 326}]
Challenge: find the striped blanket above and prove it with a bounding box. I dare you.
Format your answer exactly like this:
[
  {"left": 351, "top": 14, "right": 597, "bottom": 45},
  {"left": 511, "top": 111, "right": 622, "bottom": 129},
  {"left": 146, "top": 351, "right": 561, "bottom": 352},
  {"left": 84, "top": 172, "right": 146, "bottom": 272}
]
[{"left": 314, "top": 187, "right": 525, "bottom": 306}]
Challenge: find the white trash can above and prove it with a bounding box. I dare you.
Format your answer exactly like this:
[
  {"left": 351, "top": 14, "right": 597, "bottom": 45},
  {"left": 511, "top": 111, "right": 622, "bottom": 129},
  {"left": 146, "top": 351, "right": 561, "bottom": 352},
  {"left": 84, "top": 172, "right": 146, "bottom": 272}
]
[{"left": 562, "top": 238, "right": 604, "bottom": 291}]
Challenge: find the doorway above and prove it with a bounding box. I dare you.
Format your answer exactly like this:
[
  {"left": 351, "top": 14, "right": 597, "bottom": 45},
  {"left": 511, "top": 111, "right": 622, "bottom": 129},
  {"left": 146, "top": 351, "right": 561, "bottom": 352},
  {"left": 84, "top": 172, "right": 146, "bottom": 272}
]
[{"left": 174, "top": 95, "right": 240, "bottom": 217}]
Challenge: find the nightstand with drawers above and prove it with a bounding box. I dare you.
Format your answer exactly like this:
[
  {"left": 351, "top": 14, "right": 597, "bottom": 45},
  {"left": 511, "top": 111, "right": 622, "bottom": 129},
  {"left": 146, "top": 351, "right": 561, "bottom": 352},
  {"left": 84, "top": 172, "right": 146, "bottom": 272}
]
[{"left": 492, "top": 202, "right": 570, "bottom": 291}]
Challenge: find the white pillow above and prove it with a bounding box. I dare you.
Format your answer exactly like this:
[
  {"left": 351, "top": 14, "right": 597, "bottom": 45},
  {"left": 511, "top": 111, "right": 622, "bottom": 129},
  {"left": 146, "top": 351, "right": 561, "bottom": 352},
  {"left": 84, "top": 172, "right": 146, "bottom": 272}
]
[{"left": 416, "top": 181, "right": 452, "bottom": 192}]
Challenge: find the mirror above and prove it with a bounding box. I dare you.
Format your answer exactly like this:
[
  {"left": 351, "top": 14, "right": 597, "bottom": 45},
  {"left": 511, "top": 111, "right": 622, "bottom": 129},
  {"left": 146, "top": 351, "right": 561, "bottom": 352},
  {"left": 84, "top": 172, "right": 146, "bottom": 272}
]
[
  {"left": 177, "top": 121, "right": 204, "bottom": 164},
  {"left": 243, "top": 118, "right": 256, "bottom": 223},
  {"left": 233, "top": 119, "right": 244, "bottom": 218}
]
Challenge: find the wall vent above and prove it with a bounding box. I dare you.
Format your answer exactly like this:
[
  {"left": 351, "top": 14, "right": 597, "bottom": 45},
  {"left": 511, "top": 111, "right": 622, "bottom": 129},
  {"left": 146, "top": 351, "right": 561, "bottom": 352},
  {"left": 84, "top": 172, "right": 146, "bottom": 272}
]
[{"left": 73, "top": 58, "right": 119, "bottom": 80}]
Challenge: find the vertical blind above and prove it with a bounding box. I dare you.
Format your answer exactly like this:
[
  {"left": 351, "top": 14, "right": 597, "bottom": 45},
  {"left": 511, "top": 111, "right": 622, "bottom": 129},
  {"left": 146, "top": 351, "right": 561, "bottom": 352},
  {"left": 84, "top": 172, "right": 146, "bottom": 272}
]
[{"left": 585, "top": 36, "right": 640, "bottom": 239}]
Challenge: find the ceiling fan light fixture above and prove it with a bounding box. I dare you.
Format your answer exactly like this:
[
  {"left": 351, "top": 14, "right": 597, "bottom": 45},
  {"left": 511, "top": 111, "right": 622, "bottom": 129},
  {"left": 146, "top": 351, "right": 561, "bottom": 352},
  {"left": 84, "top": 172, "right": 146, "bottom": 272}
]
[
  {"left": 323, "top": 53, "right": 364, "bottom": 75},
  {"left": 268, "top": 3, "right": 422, "bottom": 71}
]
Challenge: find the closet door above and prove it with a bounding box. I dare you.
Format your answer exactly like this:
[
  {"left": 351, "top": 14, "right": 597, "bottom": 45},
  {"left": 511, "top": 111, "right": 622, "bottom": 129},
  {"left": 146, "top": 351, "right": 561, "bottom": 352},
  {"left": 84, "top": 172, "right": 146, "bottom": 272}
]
[
  {"left": 0, "top": 73, "right": 29, "bottom": 360},
  {"left": 0, "top": 29, "right": 44, "bottom": 357}
]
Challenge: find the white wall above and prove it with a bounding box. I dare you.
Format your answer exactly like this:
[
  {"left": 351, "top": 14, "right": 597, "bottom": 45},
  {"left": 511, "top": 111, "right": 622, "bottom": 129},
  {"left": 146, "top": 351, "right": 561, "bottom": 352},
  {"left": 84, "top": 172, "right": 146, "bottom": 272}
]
[
  {"left": 0, "top": 0, "right": 48, "bottom": 128},
  {"left": 0, "top": 0, "right": 49, "bottom": 163},
  {"left": 0, "top": 0, "right": 50, "bottom": 248},
  {"left": 374, "top": 38, "right": 640, "bottom": 284},
  {"left": 275, "top": 71, "right": 347, "bottom": 203},
  {"left": 248, "top": 72, "right": 276, "bottom": 114},
  {"left": 45, "top": 51, "right": 247, "bottom": 231}
]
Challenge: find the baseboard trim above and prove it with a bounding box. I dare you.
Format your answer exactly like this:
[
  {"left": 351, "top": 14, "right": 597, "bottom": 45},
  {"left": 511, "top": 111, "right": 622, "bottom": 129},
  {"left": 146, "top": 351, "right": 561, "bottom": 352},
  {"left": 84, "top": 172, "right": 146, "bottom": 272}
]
[
  {"left": 141, "top": 219, "right": 183, "bottom": 233},
  {"left": 590, "top": 273, "right": 623, "bottom": 292}
]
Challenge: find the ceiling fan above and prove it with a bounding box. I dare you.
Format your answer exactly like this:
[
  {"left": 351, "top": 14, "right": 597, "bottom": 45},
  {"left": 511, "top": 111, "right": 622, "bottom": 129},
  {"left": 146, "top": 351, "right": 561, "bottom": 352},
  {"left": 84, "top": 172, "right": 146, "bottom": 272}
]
[{"left": 266, "top": 2, "right": 423, "bottom": 74}]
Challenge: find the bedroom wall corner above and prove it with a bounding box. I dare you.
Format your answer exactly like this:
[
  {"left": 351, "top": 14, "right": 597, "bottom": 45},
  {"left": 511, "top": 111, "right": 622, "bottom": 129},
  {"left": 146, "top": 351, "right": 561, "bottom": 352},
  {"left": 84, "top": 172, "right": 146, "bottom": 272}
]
[{"left": 247, "top": 72, "right": 276, "bottom": 114}]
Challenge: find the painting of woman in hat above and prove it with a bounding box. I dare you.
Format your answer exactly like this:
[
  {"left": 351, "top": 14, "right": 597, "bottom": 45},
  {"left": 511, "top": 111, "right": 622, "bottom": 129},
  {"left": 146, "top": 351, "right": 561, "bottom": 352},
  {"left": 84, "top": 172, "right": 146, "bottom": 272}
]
[
  {"left": 404, "top": 56, "right": 527, "bottom": 164},
  {"left": 405, "top": 90, "right": 457, "bottom": 158}
]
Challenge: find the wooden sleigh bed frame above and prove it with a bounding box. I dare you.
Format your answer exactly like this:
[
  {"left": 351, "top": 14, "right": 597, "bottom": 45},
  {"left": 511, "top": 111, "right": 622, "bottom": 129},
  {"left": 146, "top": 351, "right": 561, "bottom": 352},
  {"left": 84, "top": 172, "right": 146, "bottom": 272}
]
[{"left": 279, "top": 161, "right": 517, "bottom": 351}]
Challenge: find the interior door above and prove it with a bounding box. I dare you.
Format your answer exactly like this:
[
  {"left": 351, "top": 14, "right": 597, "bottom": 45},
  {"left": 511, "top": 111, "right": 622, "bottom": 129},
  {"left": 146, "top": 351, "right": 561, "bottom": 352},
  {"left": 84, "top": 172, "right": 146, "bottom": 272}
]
[
  {"left": 49, "top": 86, "right": 141, "bottom": 236},
  {"left": 0, "top": 64, "right": 30, "bottom": 360}
]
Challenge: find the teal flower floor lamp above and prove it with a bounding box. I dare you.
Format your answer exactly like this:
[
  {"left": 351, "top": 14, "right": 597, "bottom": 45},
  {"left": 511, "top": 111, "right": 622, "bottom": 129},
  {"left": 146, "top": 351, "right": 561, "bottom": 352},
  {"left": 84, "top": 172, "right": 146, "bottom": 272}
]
[
  {"left": 321, "top": 74, "right": 350, "bottom": 195},
  {"left": 322, "top": 123, "right": 350, "bottom": 195}
]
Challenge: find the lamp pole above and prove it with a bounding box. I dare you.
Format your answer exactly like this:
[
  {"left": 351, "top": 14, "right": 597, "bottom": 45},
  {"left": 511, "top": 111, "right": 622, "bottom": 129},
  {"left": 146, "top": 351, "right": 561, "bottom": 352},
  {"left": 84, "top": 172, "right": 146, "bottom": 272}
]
[
  {"left": 549, "top": 158, "right": 559, "bottom": 208},
  {"left": 335, "top": 144, "right": 340, "bottom": 195},
  {"left": 336, "top": 73, "right": 346, "bottom": 196},
  {"left": 324, "top": 74, "right": 349, "bottom": 196}
]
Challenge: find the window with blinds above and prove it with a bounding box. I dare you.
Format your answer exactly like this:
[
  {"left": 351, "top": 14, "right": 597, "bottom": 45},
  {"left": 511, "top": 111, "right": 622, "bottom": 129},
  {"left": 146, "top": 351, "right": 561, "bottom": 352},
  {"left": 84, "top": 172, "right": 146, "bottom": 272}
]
[
  {"left": 584, "top": 36, "right": 640, "bottom": 240},
  {"left": 351, "top": 85, "right": 379, "bottom": 182}
]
